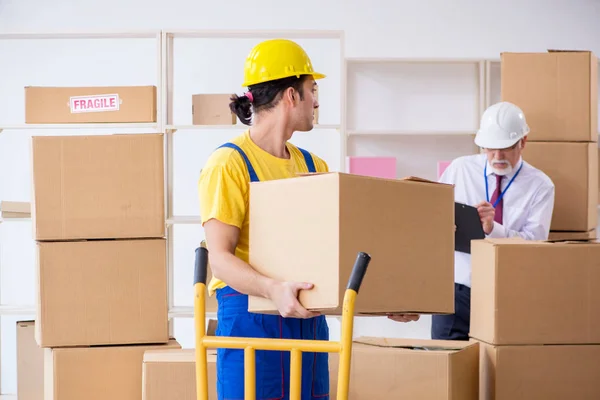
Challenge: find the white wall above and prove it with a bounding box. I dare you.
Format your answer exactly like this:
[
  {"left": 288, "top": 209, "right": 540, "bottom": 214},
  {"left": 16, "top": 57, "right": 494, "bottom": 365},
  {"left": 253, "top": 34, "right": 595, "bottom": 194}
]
[
  {"left": 0, "top": 0, "right": 599, "bottom": 395},
  {"left": 2, "top": 0, "right": 600, "bottom": 56}
]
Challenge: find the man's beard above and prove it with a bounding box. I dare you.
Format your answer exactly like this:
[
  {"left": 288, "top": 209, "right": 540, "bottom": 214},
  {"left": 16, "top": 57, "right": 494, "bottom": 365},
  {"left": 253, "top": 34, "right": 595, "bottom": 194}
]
[{"left": 491, "top": 159, "right": 513, "bottom": 176}]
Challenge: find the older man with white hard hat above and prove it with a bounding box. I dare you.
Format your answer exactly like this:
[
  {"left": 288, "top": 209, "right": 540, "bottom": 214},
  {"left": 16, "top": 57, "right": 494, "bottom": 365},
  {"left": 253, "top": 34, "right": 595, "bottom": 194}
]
[{"left": 390, "top": 101, "right": 556, "bottom": 340}]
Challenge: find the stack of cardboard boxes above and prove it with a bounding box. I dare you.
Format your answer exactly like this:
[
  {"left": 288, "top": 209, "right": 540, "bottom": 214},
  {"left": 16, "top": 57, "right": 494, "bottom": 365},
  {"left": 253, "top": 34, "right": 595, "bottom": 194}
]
[
  {"left": 469, "top": 238, "right": 600, "bottom": 399},
  {"left": 465, "top": 50, "right": 600, "bottom": 398},
  {"left": 501, "top": 50, "right": 598, "bottom": 240},
  {"left": 31, "top": 132, "right": 180, "bottom": 400},
  {"left": 21, "top": 85, "right": 182, "bottom": 399}
]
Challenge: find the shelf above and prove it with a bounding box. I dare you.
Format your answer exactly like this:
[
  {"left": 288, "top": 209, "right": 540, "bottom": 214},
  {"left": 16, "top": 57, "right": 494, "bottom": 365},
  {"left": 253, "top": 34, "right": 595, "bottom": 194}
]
[
  {"left": 166, "top": 124, "right": 340, "bottom": 132},
  {"left": 347, "top": 57, "right": 484, "bottom": 64},
  {"left": 0, "top": 217, "right": 31, "bottom": 224},
  {"left": 0, "top": 305, "right": 215, "bottom": 318},
  {"left": 167, "top": 216, "right": 202, "bottom": 225},
  {"left": 0, "top": 31, "right": 160, "bottom": 40},
  {"left": 166, "top": 29, "right": 342, "bottom": 39},
  {"left": 0, "top": 123, "right": 159, "bottom": 132},
  {"left": 169, "top": 306, "right": 215, "bottom": 319},
  {"left": 0, "top": 305, "right": 35, "bottom": 315},
  {"left": 347, "top": 130, "right": 475, "bottom": 136}
]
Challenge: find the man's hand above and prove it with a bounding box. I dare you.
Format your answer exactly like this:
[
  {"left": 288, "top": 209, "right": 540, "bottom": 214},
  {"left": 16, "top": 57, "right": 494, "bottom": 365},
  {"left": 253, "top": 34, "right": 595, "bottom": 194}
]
[
  {"left": 476, "top": 201, "right": 495, "bottom": 234},
  {"left": 267, "top": 281, "right": 321, "bottom": 319},
  {"left": 387, "top": 313, "right": 420, "bottom": 323}
]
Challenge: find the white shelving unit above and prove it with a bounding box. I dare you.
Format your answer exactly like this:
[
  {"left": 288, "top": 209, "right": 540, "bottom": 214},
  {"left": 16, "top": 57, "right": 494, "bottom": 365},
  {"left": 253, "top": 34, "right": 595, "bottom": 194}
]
[
  {"left": 0, "top": 30, "right": 163, "bottom": 395},
  {"left": 343, "top": 57, "right": 489, "bottom": 181}
]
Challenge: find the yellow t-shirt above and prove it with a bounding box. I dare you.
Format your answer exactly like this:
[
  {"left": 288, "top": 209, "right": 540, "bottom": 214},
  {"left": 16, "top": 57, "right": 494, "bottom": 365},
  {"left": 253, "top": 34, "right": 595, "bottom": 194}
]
[{"left": 198, "top": 130, "right": 329, "bottom": 295}]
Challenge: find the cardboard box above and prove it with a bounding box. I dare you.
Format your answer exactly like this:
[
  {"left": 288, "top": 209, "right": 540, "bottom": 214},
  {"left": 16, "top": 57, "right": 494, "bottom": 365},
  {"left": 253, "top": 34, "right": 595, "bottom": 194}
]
[
  {"left": 329, "top": 337, "right": 479, "bottom": 399},
  {"left": 477, "top": 340, "right": 600, "bottom": 400},
  {"left": 248, "top": 173, "right": 455, "bottom": 315},
  {"left": 17, "top": 321, "right": 44, "bottom": 400},
  {"left": 0, "top": 201, "right": 31, "bottom": 219},
  {"left": 192, "top": 94, "right": 236, "bottom": 125},
  {"left": 470, "top": 238, "right": 600, "bottom": 345},
  {"left": 44, "top": 340, "right": 180, "bottom": 400},
  {"left": 142, "top": 349, "right": 216, "bottom": 400},
  {"left": 31, "top": 133, "right": 165, "bottom": 241},
  {"left": 523, "top": 141, "right": 597, "bottom": 231},
  {"left": 25, "top": 86, "right": 157, "bottom": 124},
  {"left": 500, "top": 50, "right": 598, "bottom": 142},
  {"left": 548, "top": 229, "right": 597, "bottom": 241},
  {"left": 36, "top": 239, "right": 168, "bottom": 347}
]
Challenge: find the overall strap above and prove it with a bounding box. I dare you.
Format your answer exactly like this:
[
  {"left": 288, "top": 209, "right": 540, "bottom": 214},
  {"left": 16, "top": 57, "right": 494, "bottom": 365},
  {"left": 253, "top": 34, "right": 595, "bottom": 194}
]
[
  {"left": 297, "top": 147, "right": 317, "bottom": 173},
  {"left": 216, "top": 143, "right": 260, "bottom": 182}
]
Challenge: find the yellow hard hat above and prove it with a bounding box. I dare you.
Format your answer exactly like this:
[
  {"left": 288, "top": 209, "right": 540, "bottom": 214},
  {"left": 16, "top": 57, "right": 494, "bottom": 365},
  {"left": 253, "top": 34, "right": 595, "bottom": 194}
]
[{"left": 242, "top": 39, "right": 326, "bottom": 87}]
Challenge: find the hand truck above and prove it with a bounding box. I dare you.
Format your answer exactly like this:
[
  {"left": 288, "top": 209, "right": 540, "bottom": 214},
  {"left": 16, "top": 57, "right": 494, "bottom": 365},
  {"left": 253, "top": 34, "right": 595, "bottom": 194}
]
[{"left": 193, "top": 240, "right": 371, "bottom": 400}]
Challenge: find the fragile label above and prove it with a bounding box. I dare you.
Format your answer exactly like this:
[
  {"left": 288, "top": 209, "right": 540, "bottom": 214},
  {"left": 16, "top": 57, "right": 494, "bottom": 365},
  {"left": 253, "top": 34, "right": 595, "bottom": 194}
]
[{"left": 69, "top": 94, "right": 120, "bottom": 113}]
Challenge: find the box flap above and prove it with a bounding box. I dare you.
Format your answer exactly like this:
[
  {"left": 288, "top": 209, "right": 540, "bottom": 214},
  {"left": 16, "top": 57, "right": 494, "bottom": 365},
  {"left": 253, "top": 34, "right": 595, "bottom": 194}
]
[
  {"left": 294, "top": 172, "right": 331, "bottom": 177},
  {"left": 544, "top": 239, "right": 600, "bottom": 245},
  {"left": 353, "top": 336, "right": 472, "bottom": 352},
  {"left": 547, "top": 49, "right": 593, "bottom": 53},
  {"left": 481, "top": 237, "right": 600, "bottom": 247},
  {"left": 400, "top": 176, "right": 453, "bottom": 187},
  {"left": 479, "top": 237, "right": 531, "bottom": 246}
]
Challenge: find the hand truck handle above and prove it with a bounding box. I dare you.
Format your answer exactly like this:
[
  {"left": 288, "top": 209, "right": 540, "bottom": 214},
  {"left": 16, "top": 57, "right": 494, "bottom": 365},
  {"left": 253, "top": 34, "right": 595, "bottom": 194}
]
[
  {"left": 347, "top": 252, "right": 371, "bottom": 293},
  {"left": 194, "top": 244, "right": 209, "bottom": 286}
]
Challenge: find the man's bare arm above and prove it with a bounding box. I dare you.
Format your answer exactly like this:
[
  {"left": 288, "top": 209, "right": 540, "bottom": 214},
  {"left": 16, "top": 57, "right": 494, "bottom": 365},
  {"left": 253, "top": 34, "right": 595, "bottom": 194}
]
[{"left": 203, "top": 218, "right": 320, "bottom": 319}]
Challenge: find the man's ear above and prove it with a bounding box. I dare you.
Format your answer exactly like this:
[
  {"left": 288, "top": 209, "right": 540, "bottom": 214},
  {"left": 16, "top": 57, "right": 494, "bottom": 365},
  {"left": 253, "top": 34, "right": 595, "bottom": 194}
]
[
  {"left": 520, "top": 137, "right": 527, "bottom": 149},
  {"left": 283, "top": 87, "right": 296, "bottom": 105}
]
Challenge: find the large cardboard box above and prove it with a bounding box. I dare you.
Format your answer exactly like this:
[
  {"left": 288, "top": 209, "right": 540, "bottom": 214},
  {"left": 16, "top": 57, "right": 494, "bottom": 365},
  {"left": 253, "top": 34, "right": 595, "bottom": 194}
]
[
  {"left": 501, "top": 50, "right": 598, "bottom": 142},
  {"left": 31, "top": 133, "right": 165, "bottom": 241},
  {"left": 248, "top": 173, "right": 455, "bottom": 315},
  {"left": 44, "top": 340, "right": 180, "bottom": 400},
  {"left": 470, "top": 238, "right": 600, "bottom": 345},
  {"left": 192, "top": 94, "right": 236, "bottom": 125},
  {"left": 329, "top": 337, "right": 479, "bottom": 399},
  {"left": 36, "top": 239, "right": 168, "bottom": 347},
  {"left": 17, "top": 321, "right": 44, "bottom": 400},
  {"left": 477, "top": 340, "right": 600, "bottom": 400},
  {"left": 25, "top": 86, "right": 157, "bottom": 123},
  {"left": 142, "top": 349, "right": 217, "bottom": 400},
  {"left": 523, "top": 141, "right": 597, "bottom": 231}
]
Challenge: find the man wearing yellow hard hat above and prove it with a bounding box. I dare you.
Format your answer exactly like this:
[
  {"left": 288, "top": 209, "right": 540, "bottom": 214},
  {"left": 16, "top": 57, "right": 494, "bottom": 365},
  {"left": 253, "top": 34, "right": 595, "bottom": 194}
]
[{"left": 198, "top": 39, "right": 330, "bottom": 399}]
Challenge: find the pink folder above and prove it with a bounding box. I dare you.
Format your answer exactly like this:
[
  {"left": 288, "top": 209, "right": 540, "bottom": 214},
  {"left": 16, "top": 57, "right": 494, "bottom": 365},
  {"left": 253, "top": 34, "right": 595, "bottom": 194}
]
[
  {"left": 346, "top": 157, "right": 397, "bottom": 179},
  {"left": 437, "top": 161, "right": 451, "bottom": 179}
]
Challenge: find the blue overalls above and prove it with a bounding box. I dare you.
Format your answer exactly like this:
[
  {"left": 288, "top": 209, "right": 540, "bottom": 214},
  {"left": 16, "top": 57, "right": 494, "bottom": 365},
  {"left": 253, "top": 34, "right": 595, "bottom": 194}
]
[{"left": 214, "top": 142, "right": 330, "bottom": 400}]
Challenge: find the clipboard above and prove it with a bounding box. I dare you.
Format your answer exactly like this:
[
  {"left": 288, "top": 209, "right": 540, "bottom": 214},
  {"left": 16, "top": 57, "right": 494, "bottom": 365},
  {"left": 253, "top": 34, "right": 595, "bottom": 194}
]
[{"left": 454, "top": 202, "right": 485, "bottom": 254}]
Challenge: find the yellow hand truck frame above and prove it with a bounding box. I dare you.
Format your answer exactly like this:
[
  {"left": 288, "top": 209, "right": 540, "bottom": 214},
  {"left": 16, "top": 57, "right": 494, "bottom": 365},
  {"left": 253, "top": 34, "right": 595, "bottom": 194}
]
[{"left": 193, "top": 241, "right": 371, "bottom": 400}]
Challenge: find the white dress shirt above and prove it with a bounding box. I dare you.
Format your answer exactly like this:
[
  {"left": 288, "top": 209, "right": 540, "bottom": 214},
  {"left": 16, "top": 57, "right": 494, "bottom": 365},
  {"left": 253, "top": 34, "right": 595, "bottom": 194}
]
[{"left": 440, "top": 153, "right": 555, "bottom": 288}]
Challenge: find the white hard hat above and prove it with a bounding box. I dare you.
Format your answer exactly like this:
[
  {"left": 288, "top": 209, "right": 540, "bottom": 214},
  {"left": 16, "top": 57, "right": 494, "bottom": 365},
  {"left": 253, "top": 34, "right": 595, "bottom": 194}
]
[{"left": 474, "top": 102, "right": 530, "bottom": 149}]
